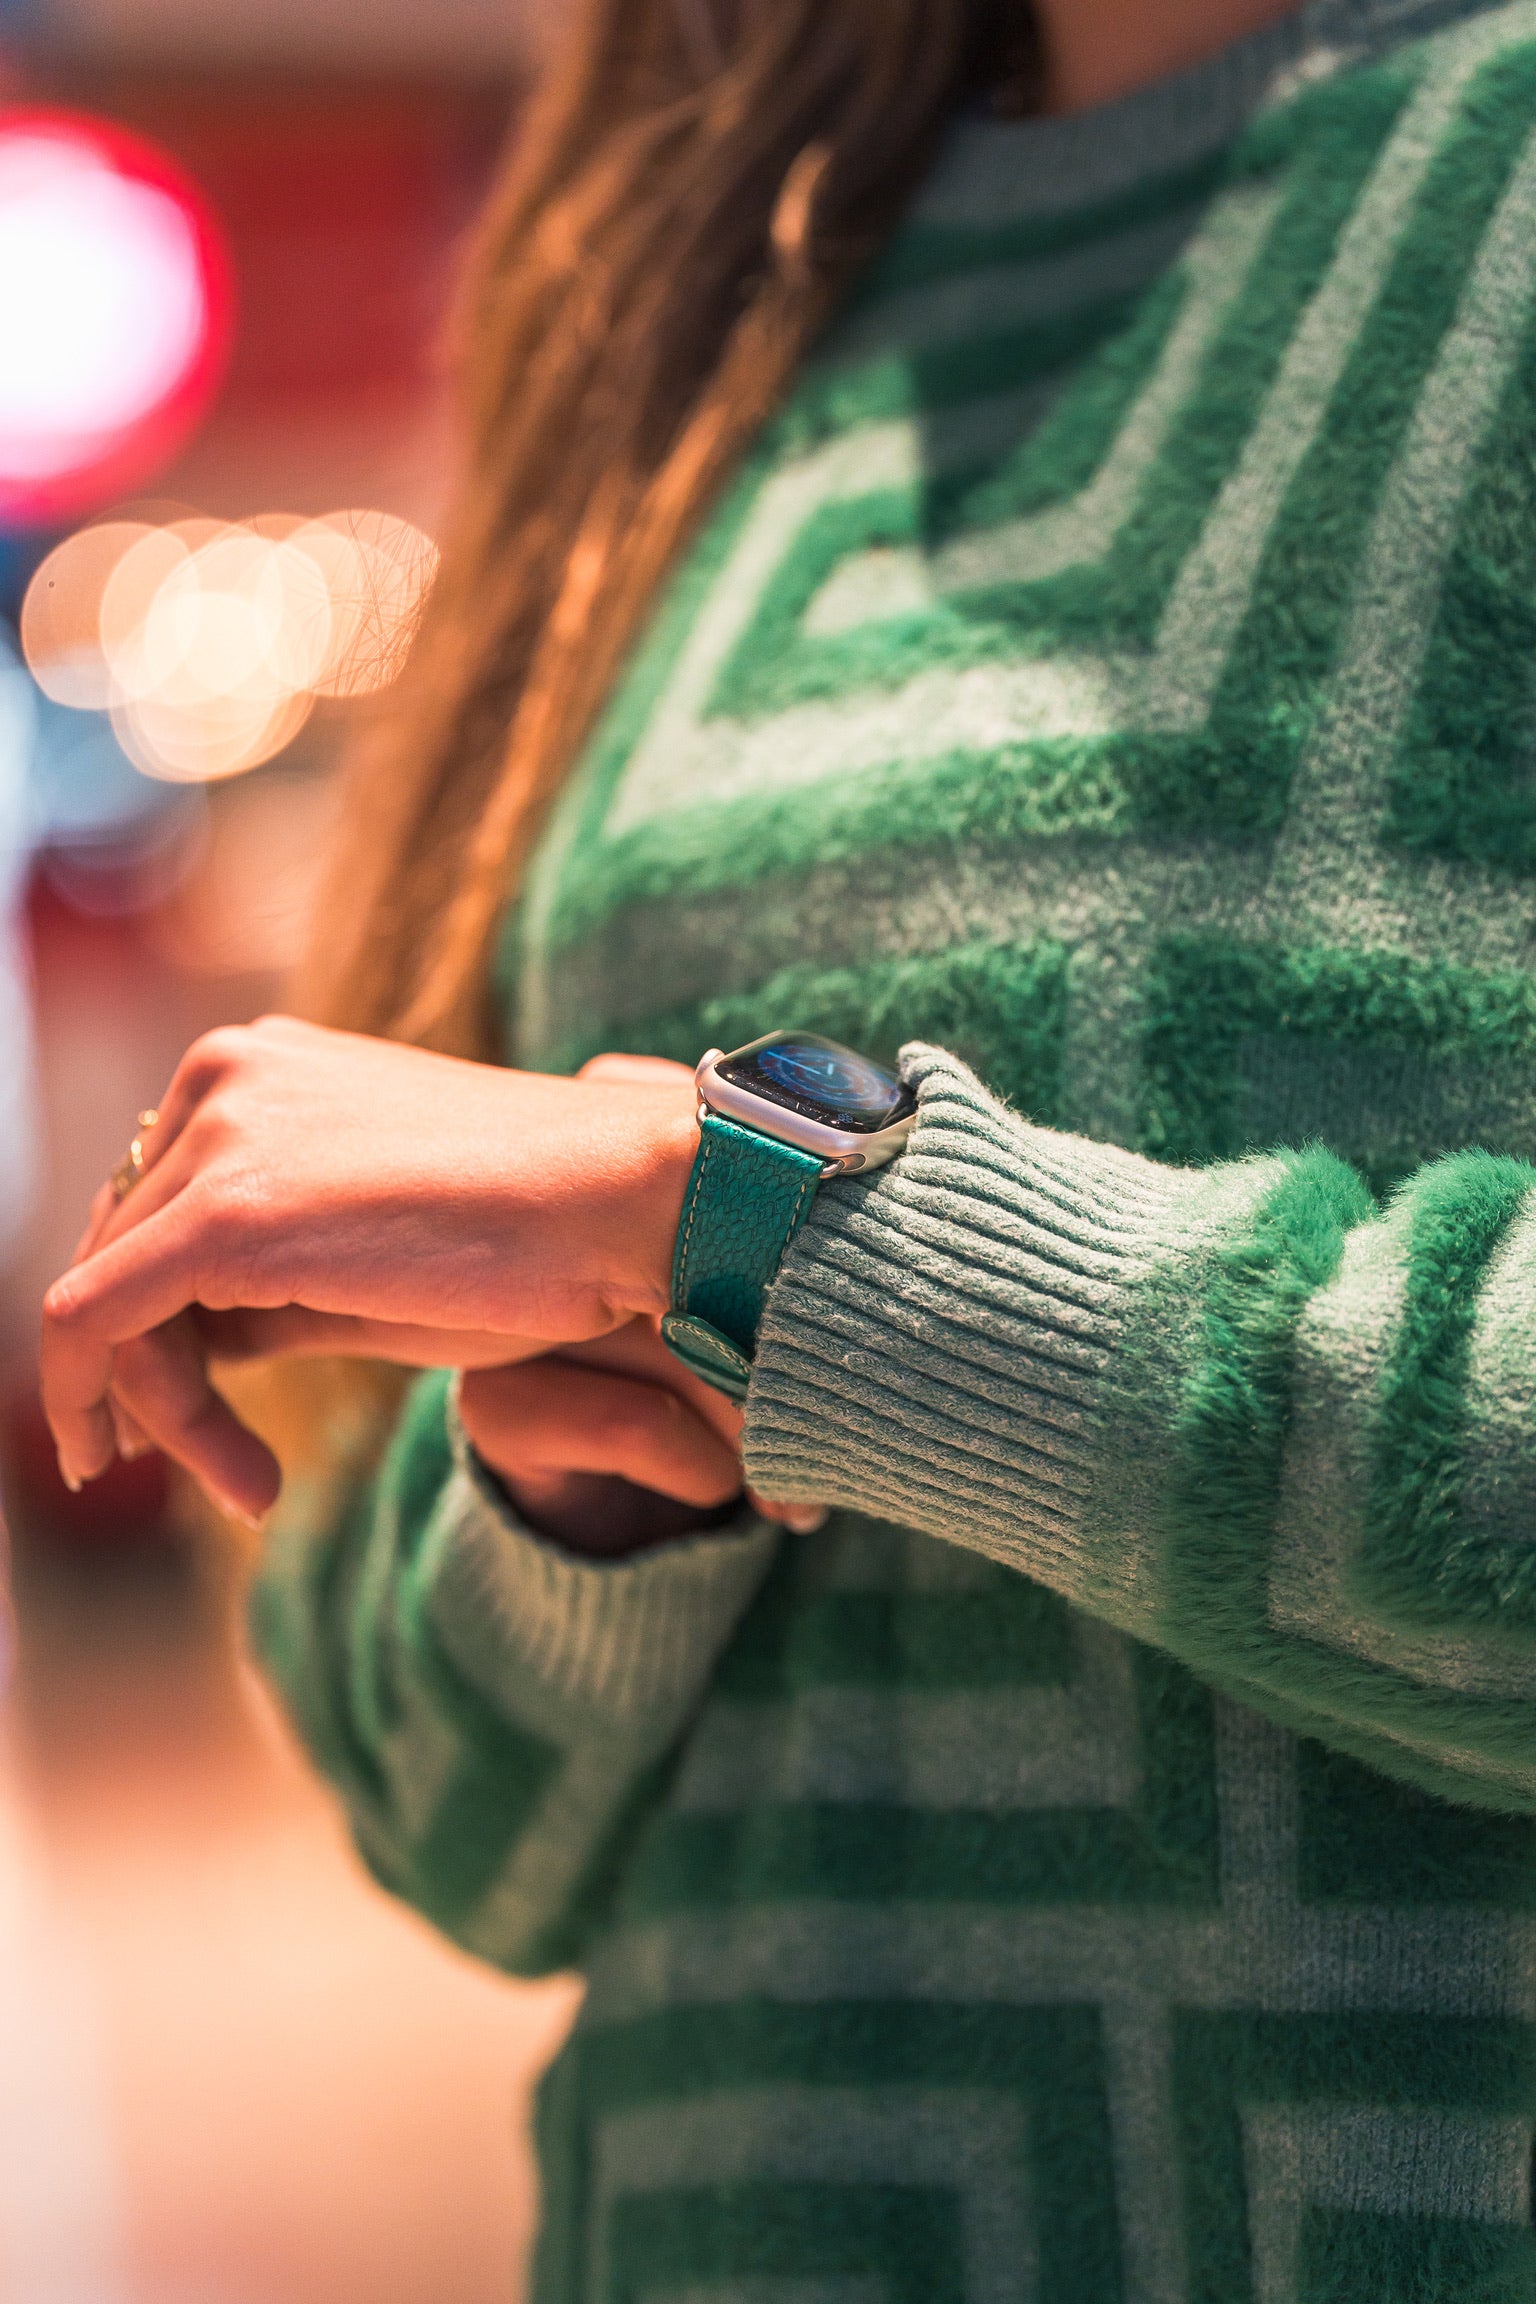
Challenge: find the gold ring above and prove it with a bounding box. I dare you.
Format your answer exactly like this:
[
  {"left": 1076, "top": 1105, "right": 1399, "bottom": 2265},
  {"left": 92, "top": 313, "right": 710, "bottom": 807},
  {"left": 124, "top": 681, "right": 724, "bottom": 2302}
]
[{"left": 111, "top": 1109, "right": 160, "bottom": 1203}]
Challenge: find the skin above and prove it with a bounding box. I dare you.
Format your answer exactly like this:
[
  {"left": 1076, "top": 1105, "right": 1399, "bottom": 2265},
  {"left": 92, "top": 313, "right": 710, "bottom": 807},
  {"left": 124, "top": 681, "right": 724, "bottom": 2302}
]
[
  {"left": 42, "top": 0, "right": 1300, "bottom": 1544},
  {"left": 44, "top": 1022, "right": 721, "bottom": 1527}
]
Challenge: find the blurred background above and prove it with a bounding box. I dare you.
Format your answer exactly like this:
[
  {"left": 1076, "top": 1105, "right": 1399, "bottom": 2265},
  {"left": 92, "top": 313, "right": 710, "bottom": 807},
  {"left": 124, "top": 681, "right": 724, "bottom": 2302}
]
[{"left": 0, "top": 6, "right": 585, "bottom": 2300}]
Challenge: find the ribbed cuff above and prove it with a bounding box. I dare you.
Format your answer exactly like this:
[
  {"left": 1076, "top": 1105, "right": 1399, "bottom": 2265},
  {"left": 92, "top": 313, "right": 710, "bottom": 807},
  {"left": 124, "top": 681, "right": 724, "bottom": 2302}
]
[
  {"left": 742, "top": 1044, "right": 1265, "bottom": 1613},
  {"left": 428, "top": 1389, "right": 778, "bottom": 1748}
]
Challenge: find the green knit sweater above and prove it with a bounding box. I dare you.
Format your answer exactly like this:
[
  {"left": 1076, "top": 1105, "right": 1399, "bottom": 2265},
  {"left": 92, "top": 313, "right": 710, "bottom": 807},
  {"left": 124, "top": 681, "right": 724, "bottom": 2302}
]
[{"left": 256, "top": 4, "right": 1536, "bottom": 2296}]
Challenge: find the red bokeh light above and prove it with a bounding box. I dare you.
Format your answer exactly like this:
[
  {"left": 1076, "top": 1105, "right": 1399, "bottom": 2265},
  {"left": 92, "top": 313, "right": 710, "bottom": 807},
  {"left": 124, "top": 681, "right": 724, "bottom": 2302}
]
[{"left": 0, "top": 108, "right": 233, "bottom": 528}]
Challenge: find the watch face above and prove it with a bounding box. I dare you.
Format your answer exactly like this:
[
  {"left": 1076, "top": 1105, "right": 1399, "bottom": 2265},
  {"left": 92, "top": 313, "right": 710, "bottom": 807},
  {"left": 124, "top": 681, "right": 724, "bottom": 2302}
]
[{"left": 716, "top": 1033, "right": 918, "bottom": 1135}]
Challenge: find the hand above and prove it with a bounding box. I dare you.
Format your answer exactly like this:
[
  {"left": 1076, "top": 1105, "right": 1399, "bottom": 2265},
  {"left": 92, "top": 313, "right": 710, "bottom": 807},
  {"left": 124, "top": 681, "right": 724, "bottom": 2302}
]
[
  {"left": 43, "top": 1020, "right": 700, "bottom": 1514},
  {"left": 99, "top": 1303, "right": 559, "bottom": 1522},
  {"left": 102, "top": 1303, "right": 822, "bottom": 1545},
  {"left": 457, "top": 1317, "right": 826, "bottom": 1553}
]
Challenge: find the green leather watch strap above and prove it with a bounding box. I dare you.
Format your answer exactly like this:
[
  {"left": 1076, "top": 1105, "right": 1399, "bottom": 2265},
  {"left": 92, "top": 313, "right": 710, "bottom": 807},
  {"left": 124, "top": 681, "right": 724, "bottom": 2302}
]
[{"left": 660, "top": 1113, "right": 824, "bottom": 1402}]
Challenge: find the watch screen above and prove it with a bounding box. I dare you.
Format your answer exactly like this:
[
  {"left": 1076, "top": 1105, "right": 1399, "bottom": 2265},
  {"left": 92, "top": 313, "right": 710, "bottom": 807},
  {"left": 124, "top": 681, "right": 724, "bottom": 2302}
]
[{"left": 716, "top": 1033, "right": 917, "bottom": 1134}]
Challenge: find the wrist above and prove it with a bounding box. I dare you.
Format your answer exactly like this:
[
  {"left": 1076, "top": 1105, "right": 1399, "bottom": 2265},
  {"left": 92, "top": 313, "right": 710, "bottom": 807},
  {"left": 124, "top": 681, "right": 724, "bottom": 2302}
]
[
  {"left": 603, "top": 1093, "right": 699, "bottom": 1320},
  {"left": 482, "top": 1462, "right": 746, "bottom": 1559},
  {"left": 656, "top": 1033, "right": 916, "bottom": 1401}
]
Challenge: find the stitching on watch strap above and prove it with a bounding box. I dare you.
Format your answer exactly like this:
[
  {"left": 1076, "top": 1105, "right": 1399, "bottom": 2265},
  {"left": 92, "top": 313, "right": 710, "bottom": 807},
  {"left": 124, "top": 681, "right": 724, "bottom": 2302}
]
[{"left": 672, "top": 1127, "right": 714, "bottom": 1303}]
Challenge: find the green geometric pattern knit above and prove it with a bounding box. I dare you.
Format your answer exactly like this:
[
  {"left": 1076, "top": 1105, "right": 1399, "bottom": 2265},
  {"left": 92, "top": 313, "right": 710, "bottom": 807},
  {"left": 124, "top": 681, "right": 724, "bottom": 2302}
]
[{"left": 254, "top": 5, "right": 1536, "bottom": 2296}]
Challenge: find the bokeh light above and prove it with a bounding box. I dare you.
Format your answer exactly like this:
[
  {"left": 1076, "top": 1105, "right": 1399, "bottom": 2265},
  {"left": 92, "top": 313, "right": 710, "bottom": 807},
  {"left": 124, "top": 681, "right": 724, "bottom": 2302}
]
[
  {"left": 0, "top": 112, "right": 231, "bottom": 526},
  {"left": 19, "top": 508, "right": 438, "bottom": 783},
  {"left": 291, "top": 511, "right": 440, "bottom": 698},
  {"left": 22, "top": 522, "right": 154, "bottom": 710}
]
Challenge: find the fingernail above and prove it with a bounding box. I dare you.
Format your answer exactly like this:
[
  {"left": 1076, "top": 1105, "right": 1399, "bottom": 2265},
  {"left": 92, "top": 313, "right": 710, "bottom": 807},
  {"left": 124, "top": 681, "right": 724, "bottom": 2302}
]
[
  {"left": 62, "top": 1471, "right": 82, "bottom": 1495},
  {"left": 119, "top": 1438, "right": 149, "bottom": 1463},
  {"left": 784, "top": 1506, "right": 829, "bottom": 1535}
]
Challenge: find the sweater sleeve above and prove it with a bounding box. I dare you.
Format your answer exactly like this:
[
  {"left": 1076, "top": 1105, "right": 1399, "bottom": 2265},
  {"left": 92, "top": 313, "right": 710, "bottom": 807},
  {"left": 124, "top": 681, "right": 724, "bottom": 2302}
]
[
  {"left": 249, "top": 1369, "right": 777, "bottom": 1975},
  {"left": 742, "top": 1042, "right": 1536, "bottom": 1814}
]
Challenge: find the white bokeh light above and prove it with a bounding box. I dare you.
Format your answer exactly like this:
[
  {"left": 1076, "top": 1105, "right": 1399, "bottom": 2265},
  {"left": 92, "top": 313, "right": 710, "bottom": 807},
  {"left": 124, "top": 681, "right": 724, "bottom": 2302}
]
[
  {"left": 0, "top": 129, "right": 208, "bottom": 489},
  {"left": 22, "top": 507, "right": 437, "bottom": 782}
]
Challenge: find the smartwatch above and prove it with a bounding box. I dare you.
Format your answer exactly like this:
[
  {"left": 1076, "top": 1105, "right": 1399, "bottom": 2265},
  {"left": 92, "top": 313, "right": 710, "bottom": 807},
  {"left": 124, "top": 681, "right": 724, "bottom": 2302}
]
[{"left": 660, "top": 1031, "right": 918, "bottom": 1401}]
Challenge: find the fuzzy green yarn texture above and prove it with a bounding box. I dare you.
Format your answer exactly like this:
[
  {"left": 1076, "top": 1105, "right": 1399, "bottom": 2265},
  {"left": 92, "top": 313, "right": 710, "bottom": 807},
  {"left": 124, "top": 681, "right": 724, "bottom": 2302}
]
[{"left": 257, "top": 4, "right": 1536, "bottom": 2297}]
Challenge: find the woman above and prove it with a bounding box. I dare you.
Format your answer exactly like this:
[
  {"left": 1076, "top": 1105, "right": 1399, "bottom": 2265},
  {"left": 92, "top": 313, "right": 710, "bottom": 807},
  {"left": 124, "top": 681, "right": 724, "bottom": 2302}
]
[{"left": 42, "top": 0, "right": 1536, "bottom": 2292}]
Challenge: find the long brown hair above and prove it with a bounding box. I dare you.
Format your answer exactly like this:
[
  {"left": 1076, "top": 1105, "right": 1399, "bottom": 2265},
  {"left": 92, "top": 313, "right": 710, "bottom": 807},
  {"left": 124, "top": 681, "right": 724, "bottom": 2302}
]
[
  {"left": 223, "top": 0, "right": 1040, "bottom": 1520},
  {"left": 300, "top": 0, "right": 1039, "bottom": 1059}
]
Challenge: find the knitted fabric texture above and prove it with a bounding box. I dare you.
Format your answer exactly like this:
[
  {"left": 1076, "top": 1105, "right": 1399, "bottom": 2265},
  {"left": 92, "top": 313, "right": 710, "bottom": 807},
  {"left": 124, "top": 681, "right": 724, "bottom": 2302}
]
[{"left": 256, "top": 4, "right": 1536, "bottom": 2296}]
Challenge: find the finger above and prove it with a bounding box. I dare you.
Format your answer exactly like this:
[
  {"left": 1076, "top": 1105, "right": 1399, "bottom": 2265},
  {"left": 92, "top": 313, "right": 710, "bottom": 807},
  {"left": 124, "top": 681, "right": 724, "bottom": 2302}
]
[
  {"left": 75, "top": 1114, "right": 203, "bottom": 1261},
  {"left": 73, "top": 1179, "right": 120, "bottom": 1265},
  {"left": 110, "top": 1318, "right": 280, "bottom": 1526},
  {"left": 124, "top": 1026, "right": 245, "bottom": 1174},
  {"left": 564, "top": 1322, "right": 822, "bottom": 1529},
  {"left": 108, "top": 1394, "right": 153, "bottom": 1464},
  {"left": 75, "top": 1105, "right": 175, "bottom": 1268},
  {"left": 194, "top": 1306, "right": 553, "bottom": 1370},
  {"left": 458, "top": 1359, "right": 742, "bottom": 1509},
  {"left": 556, "top": 1316, "right": 746, "bottom": 1449},
  {"left": 747, "top": 1487, "right": 829, "bottom": 1535},
  {"left": 577, "top": 1052, "right": 696, "bottom": 1087},
  {"left": 82, "top": 1024, "right": 268, "bottom": 1255},
  {"left": 42, "top": 1195, "right": 237, "bottom": 1486}
]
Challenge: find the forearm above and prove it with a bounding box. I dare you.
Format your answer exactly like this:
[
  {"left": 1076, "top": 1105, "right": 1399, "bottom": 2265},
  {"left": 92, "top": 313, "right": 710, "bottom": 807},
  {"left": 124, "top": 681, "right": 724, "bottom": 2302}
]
[{"left": 743, "top": 1045, "right": 1536, "bottom": 1811}]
